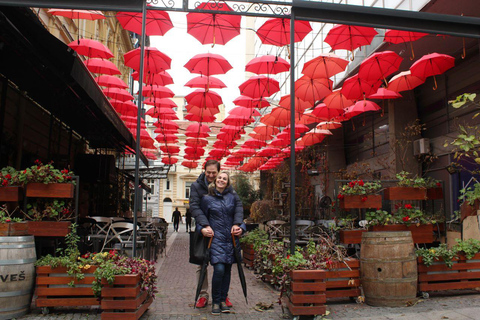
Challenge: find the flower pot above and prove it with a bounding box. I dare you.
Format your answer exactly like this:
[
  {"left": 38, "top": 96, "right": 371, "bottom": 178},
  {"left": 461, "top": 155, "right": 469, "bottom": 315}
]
[
  {"left": 0, "top": 222, "right": 28, "bottom": 236},
  {"left": 26, "top": 183, "right": 74, "bottom": 198},
  {"left": 426, "top": 187, "right": 443, "bottom": 200},
  {"left": 460, "top": 200, "right": 480, "bottom": 222},
  {"left": 384, "top": 187, "right": 427, "bottom": 201},
  {"left": 27, "top": 221, "right": 71, "bottom": 237},
  {"left": 339, "top": 195, "right": 382, "bottom": 209},
  {"left": 370, "top": 224, "right": 434, "bottom": 243},
  {"left": 339, "top": 229, "right": 367, "bottom": 244},
  {"left": 0, "top": 186, "right": 24, "bottom": 201},
  {"left": 285, "top": 270, "right": 326, "bottom": 316}
]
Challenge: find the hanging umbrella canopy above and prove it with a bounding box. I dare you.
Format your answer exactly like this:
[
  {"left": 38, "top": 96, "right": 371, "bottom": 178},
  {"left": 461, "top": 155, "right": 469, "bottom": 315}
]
[
  {"left": 185, "top": 113, "right": 216, "bottom": 122},
  {"left": 116, "top": 105, "right": 138, "bottom": 118},
  {"left": 245, "top": 55, "right": 290, "bottom": 75},
  {"left": 229, "top": 107, "right": 261, "bottom": 117},
  {"left": 84, "top": 59, "right": 121, "bottom": 75},
  {"left": 256, "top": 18, "right": 312, "bottom": 47},
  {"left": 278, "top": 94, "right": 313, "bottom": 113},
  {"left": 260, "top": 108, "right": 300, "bottom": 127},
  {"left": 185, "top": 147, "right": 206, "bottom": 156},
  {"left": 209, "top": 148, "right": 231, "bottom": 157},
  {"left": 325, "top": 24, "right": 378, "bottom": 53},
  {"left": 239, "top": 75, "right": 280, "bottom": 98},
  {"left": 110, "top": 99, "right": 137, "bottom": 110},
  {"left": 182, "top": 161, "right": 199, "bottom": 169},
  {"left": 223, "top": 115, "right": 254, "bottom": 126},
  {"left": 123, "top": 118, "right": 147, "bottom": 129},
  {"left": 298, "top": 132, "right": 326, "bottom": 146},
  {"left": 186, "top": 123, "right": 211, "bottom": 138},
  {"left": 344, "top": 100, "right": 381, "bottom": 119},
  {"left": 298, "top": 110, "right": 323, "bottom": 125},
  {"left": 358, "top": 51, "right": 402, "bottom": 82},
  {"left": 341, "top": 74, "right": 382, "bottom": 100},
  {"left": 317, "top": 121, "right": 342, "bottom": 130},
  {"left": 95, "top": 75, "right": 128, "bottom": 89},
  {"left": 257, "top": 147, "right": 282, "bottom": 158},
  {"left": 144, "top": 98, "right": 177, "bottom": 109},
  {"left": 221, "top": 125, "right": 245, "bottom": 134},
  {"left": 311, "top": 103, "right": 344, "bottom": 121},
  {"left": 145, "top": 106, "right": 177, "bottom": 117},
  {"left": 243, "top": 138, "right": 267, "bottom": 149},
  {"left": 233, "top": 96, "right": 270, "bottom": 109},
  {"left": 410, "top": 53, "right": 455, "bottom": 89},
  {"left": 187, "top": 2, "right": 241, "bottom": 46},
  {"left": 214, "top": 140, "right": 237, "bottom": 149},
  {"left": 117, "top": 9, "right": 173, "bottom": 36},
  {"left": 253, "top": 125, "right": 279, "bottom": 137},
  {"left": 277, "top": 130, "right": 301, "bottom": 140},
  {"left": 142, "top": 85, "right": 175, "bottom": 99},
  {"left": 124, "top": 47, "right": 172, "bottom": 73},
  {"left": 155, "top": 134, "right": 178, "bottom": 143},
  {"left": 68, "top": 39, "right": 113, "bottom": 59},
  {"left": 186, "top": 138, "right": 209, "bottom": 147},
  {"left": 103, "top": 88, "right": 134, "bottom": 101},
  {"left": 387, "top": 70, "right": 425, "bottom": 92},
  {"left": 185, "top": 89, "right": 223, "bottom": 108},
  {"left": 185, "top": 76, "right": 226, "bottom": 89},
  {"left": 160, "top": 145, "right": 180, "bottom": 154},
  {"left": 184, "top": 153, "right": 202, "bottom": 161},
  {"left": 48, "top": 9, "right": 105, "bottom": 20},
  {"left": 185, "top": 53, "right": 233, "bottom": 76},
  {"left": 162, "top": 157, "right": 178, "bottom": 165},
  {"left": 384, "top": 29, "right": 429, "bottom": 59},
  {"left": 154, "top": 127, "right": 178, "bottom": 134},
  {"left": 132, "top": 70, "right": 174, "bottom": 86},
  {"left": 368, "top": 88, "right": 402, "bottom": 100},
  {"left": 295, "top": 76, "right": 333, "bottom": 104},
  {"left": 186, "top": 104, "right": 220, "bottom": 117},
  {"left": 153, "top": 119, "right": 179, "bottom": 130},
  {"left": 249, "top": 132, "right": 272, "bottom": 141},
  {"left": 284, "top": 124, "right": 310, "bottom": 134},
  {"left": 302, "top": 53, "right": 349, "bottom": 79},
  {"left": 323, "top": 89, "right": 354, "bottom": 109},
  {"left": 269, "top": 137, "right": 290, "bottom": 148}
]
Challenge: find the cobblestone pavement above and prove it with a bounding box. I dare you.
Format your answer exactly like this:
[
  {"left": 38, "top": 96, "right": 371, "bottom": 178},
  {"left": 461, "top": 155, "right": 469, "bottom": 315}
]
[{"left": 19, "top": 224, "right": 480, "bottom": 319}]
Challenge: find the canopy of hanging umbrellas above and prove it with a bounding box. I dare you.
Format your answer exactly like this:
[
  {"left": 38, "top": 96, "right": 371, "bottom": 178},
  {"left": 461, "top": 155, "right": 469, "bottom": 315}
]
[{"left": 49, "top": 5, "right": 456, "bottom": 172}]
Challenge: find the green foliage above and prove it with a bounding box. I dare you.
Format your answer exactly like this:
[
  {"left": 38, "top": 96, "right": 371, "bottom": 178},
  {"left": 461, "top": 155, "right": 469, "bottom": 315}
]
[
  {"left": 26, "top": 199, "right": 73, "bottom": 221},
  {"left": 17, "top": 160, "right": 75, "bottom": 185},
  {"left": 449, "top": 93, "right": 477, "bottom": 109},
  {"left": 231, "top": 174, "right": 259, "bottom": 215},
  {"left": 365, "top": 210, "right": 395, "bottom": 226},
  {"left": 396, "top": 171, "right": 440, "bottom": 188},
  {"left": 0, "top": 166, "right": 20, "bottom": 186},
  {"left": 416, "top": 239, "right": 480, "bottom": 268},
  {"left": 338, "top": 180, "right": 382, "bottom": 196},
  {"left": 366, "top": 203, "right": 439, "bottom": 226},
  {"left": 458, "top": 183, "right": 480, "bottom": 206},
  {"left": 239, "top": 228, "right": 268, "bottom": 249},
  {"left": 250, "top": 200, "right": 277, "bottom": 223},
  {"left": 0, "top": 205, "right": 23, "bottom": 223}
]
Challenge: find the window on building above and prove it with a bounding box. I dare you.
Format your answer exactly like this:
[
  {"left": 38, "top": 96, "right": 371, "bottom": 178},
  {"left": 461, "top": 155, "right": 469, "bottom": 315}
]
[
  {"left": 185, "top": 181, "right": 193, "bottom": 199},
  {"left": 166, "top": 179, "right": 171, "bottom": 190},
  {"left": 147, "top": 179, "right": 155, "bottom": 195}
]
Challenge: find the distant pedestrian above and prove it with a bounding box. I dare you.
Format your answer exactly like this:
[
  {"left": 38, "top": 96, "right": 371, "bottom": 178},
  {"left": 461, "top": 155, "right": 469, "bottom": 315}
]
[
  {"left": 186, "top": 208, "right": 192, "bottom": 232},
  {"left": 172, "top": 207, "right": 181, "bottom": 232}
]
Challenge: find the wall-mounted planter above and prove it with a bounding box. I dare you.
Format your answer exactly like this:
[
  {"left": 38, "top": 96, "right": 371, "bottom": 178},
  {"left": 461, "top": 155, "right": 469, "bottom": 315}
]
[
  {"left": 26, "top": 183, "right": 74, "bottom": 198},
  {"left": 460, "top": 200, "right": 480, "bottom": 222},
  {"left": 0, "top": 186, "right": 24, "bottom": 201},
  {"left": 384, "top": 187, "right": 427, "bottom": 200},
  {"left": 370, "top": 224, "right": 433, "bottom": 243},
  {"left": 339, "top": 229, "right": 367, "bottom": 244},
  {"left": 426, "top": 187, "right": 443, "bottom": 200},
  {"left": 0, "top": 221, "right": 28, "bottom": 236},
  {"left": 27, "top": 221, "right": 71, "bottom": 237},
  {"left": 339, "top": 195, "right": 382, "bottom": 209}
]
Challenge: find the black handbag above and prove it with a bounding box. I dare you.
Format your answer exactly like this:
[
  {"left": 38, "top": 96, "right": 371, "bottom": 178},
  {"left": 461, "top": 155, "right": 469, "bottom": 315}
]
[{"left": 189, "top": 230, "right": 208, "bottom": 265}]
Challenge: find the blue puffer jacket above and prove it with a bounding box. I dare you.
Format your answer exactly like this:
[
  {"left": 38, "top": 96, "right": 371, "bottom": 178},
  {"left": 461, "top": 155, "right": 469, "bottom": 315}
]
[{"left": 200, "top": 186, "right": 244, "bottom": 265}]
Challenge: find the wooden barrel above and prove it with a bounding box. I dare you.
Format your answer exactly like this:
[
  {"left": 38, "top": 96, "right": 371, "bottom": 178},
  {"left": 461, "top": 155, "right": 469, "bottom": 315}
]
[
  {"left": 360, "top": 231, "right": 417, "bottom": 307},
  {"left": 0, "top": 236, "right": 36, "bottom": 319}
]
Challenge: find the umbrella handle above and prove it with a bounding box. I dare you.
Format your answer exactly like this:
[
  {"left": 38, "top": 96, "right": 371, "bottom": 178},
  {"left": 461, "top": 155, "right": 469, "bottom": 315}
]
[
  {"left": 231, "top": 233, "right": 237, "bottom": 247},
  {"left": 208, "top": 236, "right": 213, "bottom": 248}
]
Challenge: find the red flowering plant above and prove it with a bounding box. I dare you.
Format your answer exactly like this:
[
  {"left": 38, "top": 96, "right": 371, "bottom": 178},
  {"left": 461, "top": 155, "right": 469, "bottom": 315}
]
[
  {"left": 17, "top": 160, "right": 75, "bottom": 184},
  {"left": 366, "top": 203, "right": 438, "bottom": 227},
  {"left": 0, "top": 166, "right": 21, "bottom": 187},
  {"left": 0, "top": 205, "right": 24, "bottom": 223},
  {"left": 25, "top": 199, "right": 73, "bottom": 221},
  {"left": 337, "top": 180, "right": 382, "bottom": 201}
]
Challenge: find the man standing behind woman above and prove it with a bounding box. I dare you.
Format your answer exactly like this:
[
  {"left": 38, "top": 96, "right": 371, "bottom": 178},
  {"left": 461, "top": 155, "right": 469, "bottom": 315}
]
[{"left": 199, "top": 172, "right": 244, "bottom": 315}]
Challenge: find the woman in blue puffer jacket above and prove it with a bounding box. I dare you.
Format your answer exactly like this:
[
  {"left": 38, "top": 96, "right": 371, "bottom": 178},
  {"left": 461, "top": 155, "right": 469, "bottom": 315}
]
[{"left": 199, "top": 172, "right": 244, "bottom": 315}]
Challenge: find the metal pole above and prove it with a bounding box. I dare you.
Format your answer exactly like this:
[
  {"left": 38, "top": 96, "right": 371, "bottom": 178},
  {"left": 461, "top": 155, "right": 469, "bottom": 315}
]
[
  {"left": 289, "top": 9, "right": 296, "bottom": 254},
  {"left": 132, "top": 0, "right": 147, "bottom": 258}
]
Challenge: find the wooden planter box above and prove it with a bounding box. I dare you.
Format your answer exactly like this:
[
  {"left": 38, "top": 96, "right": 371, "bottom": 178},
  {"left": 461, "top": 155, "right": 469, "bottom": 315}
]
[
  {"left": 339, "top": 229, "right": 367, "bottom": 244},
  {"left": 370, "top": 224, "right": 434, "bottom": 243},
  {"left": 285, "top": 270, "right": 326, "bottom": 317},
  {"left": 26, "top": 183, "right": 74, "bottom": 198},
  {"left": 27, "top": 221, "right": 71, "bottom": 237},
  {"left": 427, "top": 187, "right": 443, "bottom": 200},
  {"left": 325, "top": 259, "right": 361, "bottom": 299},
  {"left": 101, "top": 274, "right": 152, "bottom": 320},
  {"left": 384, "top": 187, "right": 427, "bottom": 201},
  {"left": 0, "top": 222, "right": 28, "bottom": 236},
  {"left": 0, "top": 186, "right": 23, "bottom": 201},
  {"left": 460, "top": 200, "right": 480, "bottom": 222},
  {"left": 35, "top": 266, "right": 99, "bottom": 308},
  {"left": 418, "top": 253, "right": 480, "bottom": 292},
  {"left": 241, "top": 243, "right": 255, "bottom": 269},
  {"left": 339, "top": 195, "right": 382, "bottom": 209}
]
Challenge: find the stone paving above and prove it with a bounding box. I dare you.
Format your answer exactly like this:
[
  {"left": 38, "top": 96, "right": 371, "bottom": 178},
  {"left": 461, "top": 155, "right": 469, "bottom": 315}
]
[{"left": 19, "top": 224, "right": 480, "bottom": 319}]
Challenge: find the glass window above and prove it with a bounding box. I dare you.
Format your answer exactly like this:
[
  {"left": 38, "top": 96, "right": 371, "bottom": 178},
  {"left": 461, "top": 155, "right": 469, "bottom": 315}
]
[
  {"left": 166, "top": 179, "right": 171, "bottom": 190},
  {"left": 185, "top": 181, "right": 193, "bottom": 199},
  {"left": 148, "top": 179, "right": 155, "bottom": 195}
]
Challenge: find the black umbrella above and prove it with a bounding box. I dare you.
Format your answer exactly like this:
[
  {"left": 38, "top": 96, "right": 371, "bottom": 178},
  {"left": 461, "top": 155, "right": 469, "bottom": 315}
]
[
  {"left": 194, "top": 236, "right": 213, "bottom": 308},
  {"left": 232, "top": 234, "right": 248, "bottom": 304}
]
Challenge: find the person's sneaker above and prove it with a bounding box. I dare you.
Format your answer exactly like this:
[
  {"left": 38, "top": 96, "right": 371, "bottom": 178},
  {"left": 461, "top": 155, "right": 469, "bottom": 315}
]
[
  {"left": 211, "top": 303, "right": 221, "bottom": 315},
  {"left": 195, "top": 297, "right": 207, "bottom": 308},
  {"left": 220, "top": 302, "right": 230, "bottom": 313},
  {"left": 225, "top": 297, "right": 233, "bottom": 307}
]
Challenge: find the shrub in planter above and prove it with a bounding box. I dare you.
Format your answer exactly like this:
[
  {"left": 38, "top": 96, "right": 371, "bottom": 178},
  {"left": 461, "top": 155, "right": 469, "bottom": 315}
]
[
  {"left": 337, "top": 180, "right": 382, "bottom": 209},
  {"left": 250, "top": 200, "right": 277, "bottom": 223},
  {"left": 240, "top": 229, "right": 268, "bottom": 268}
]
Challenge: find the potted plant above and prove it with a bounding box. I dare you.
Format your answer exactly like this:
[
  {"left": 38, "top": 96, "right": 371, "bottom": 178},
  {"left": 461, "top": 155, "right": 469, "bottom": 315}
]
[
  {"left": 25, "top": 199, "right": 73, "bottom": 237},
  {"left": 337, "top": 215, "right": 368, "bottom": 244},
  {"left": 0, "top": 205, "right": 27, "bottom": 236},
  {"left": 426, "top": 178, "right": 444, "bottom": 200},
  {"left": 384, "top": 171, "right": 429, "bottom": 200},
  {"left": 0, "top": 166, "right": 23, "bottom": 201},
  {"left": 337, "top": 180, "right": 382, "bottom": 209},
  {"left": 366, "top": 204, "right": 437, "bottom": 243},
  {"left": 458, "top": 183, "right": 480, "bottom": 221},
  {"left": 239, "top": 228, "right": 268, "bottom": 268},
  {"left": 250, "top": 200, "right": 278, "bottom": 223}
]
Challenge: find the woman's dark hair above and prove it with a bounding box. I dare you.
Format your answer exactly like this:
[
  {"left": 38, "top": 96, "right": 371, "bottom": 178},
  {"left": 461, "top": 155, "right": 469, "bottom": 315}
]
[{"left": 204, "top": 159, "right": 220, "bottom": 172}]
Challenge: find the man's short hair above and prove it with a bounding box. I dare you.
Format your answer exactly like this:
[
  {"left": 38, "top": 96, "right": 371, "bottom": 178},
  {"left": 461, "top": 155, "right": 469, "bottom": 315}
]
[{"left": 204, "top": 159, "right": 220, "bottom": 172}]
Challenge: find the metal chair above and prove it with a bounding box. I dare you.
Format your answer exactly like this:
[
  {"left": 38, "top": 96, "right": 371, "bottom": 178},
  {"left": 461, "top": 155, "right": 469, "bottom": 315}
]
[
  {"left": 101, "top": 222, "right": 145, "bottom": 258},
  {"left": 88, "top": 216, "right": 112, "bottom": 253},
  {"left": 266, "top": 220, "right": 286, "bottom": 240}
]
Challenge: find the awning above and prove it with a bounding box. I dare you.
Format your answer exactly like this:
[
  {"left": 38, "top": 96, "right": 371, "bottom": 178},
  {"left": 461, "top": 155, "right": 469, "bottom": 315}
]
[{"left": 0, "top": 6, "right": 149, "bottom": 166}]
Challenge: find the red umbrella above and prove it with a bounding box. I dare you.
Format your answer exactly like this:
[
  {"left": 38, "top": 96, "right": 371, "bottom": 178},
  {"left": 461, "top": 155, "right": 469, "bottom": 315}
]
[
  {"left": 295, "top": 76, "right": 332, "bottom": 104},
  {"left": 185, "top": 76, "right": 226, "bottom": 89},
  {"left": 102, "top": 88, "right": 133, "bottom": 101},
  {"left": 368, "top": 88, "right": 402, "bottom": 100},
  {"left": 144, "top": 98, "right": 177, "bottom": 110},
  {"left": 142, "top": 85, "right": 175, "bottom": 99},
  {"left": 256, "top": 18, "right": 312, "bottom": 47},
  {"left": 154, "top": 127, "right": 177, "bottom": 134},
  {"left": 185, "top": 113, "right": 216, "bottom": 122},
  {"left": 257, "top": 147, "right": 282, "bottom": 157},
  {"left": 84, "top": 59, "right": 120, "bottom": 75},
  {"left": 358, "top": 51, "right": 402, "bottom": 83},
  {"left": 325, "top": 24, "right": 378, "bottom": 54},
  {"left": 229, "top": 107, "right": 260, "bottom": 118},
  {"left": 277, "top": 130, "right": 301, "bottom": 141},
  {"left": 298, "top": 110, "right": 323, "bottom": 125},
  {"left": 186, "top": 138, "right": 209, "bottom": 147},
  {"left": 214, "top": 140, "right": 237, "bottom": 149},
  {"left": 185, "top": 89, "right": 223, "bottom": 108},
  {"left": 155, "top": 134, "right": 178, "bottom": 143},
  {"left": 245, "top": 55, "right": 290, "bottom": 75},
  {"left": 341, "top": 74, "right": 382, "bottom": 100},
  {"left": 221, "top": 125, "right": 245, "bottom": 134},
  {"left": 145, "top": 106, "right": 177, "bottom": 117},
  {"left": 182, "top": 161, "right": 199, "bottom": 169},
  {"left": 243, "top": 138, "right": 267, "bottom": 149},
  {"left": 110, "top": 99, "right": 137, "bottom": 110},
  {"left": 253, "top": 125, "right": 279, "bottom": 137},
  {"left": 311, "top": 103, "right": 345, "bottom": 121},
  {"left": 284, "top": 124, "right": 309, "bottom": 134},
  {"left": 68, "top": 39, "right": 113, "bottom": 59},
  {"left": 117, "top": 9, "right": 173, "bottom": 36},
  {"left": 185, "top": 147, "right": 206, "bottom": 156},
  {"left": 48, "top": 9, "right": 105, "bottom": 20},
  {"left": 387, "top": 70, "right": 425, "bottom": 92},
  {"left": 186, "top": 104, "right": 220, "bottom": 117},
  {"left": 323, "top": 89, "right": 354, "bottom": 110},
  {"left": 302, "top": 53, "right": 349, "bottom": 79},
  {"left": 186, "top": 123, "right": 211, "bottom": 138},
  {"left": 260, "top": 108, "right": 298, "bottom": 128},
  {"left": 153, "top": 120, "right": 179, "bottom": 130},
  {"left": 239, "top": 75, "right": 280, "bottom": 98},
  {"left": 344, "top": 100, "right": 381, "bottom": 119},
  {"left": 269, "top": 137, "right": 290, "bottom": 148},
  {"left": 384, "top": 29, "right": 429, "bottom": 59},
  {"left": 223, "top": 115, "right": 253, "bottom": 126},
  {"left": 317, "top": 121, "right": 342, "bottom": 130},
  {"left": 278, "top": 95, "right": 312, "bottom": 113},
  {"left": 209, "top": 148, "right": 230, "bottom": 158},
  {"left": 184, "top": 53, "right": 233, "bottom": 76},
  {"left": 235, "top": 148, "right": 257, "bottom": 157},
  {"left": 298, "top": 132, "right": 326, "bottom": 146},
  {"left": 410, "top": 53, "right": 455, "bottom": 90},
  {"left": 162, "top": 157, "right": 178, "bottom": 165},
  {"left": 160, "top": 145, "right": 180, "bottom": 154},
  {"left": 233, "top": 96, "right": 270, "bottom": 109},
  {"left": 95, "top": 75, "right": 128, "bottom": 89},
  {"left": 186, "top": 2, "right": 241, "bottom": 46},
  {"left": 124, "top": 47, "right": 172, "bottom": 73},
  {"left": 115, "top": 104, "right": 138, "bottom": 117},
  {"left": 132, "top": 70, "right": 174, "bottom": 86}
]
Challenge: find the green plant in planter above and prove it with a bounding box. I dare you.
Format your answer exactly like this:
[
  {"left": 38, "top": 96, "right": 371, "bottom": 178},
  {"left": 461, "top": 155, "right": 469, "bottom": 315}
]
[
  {"left": 0, "top": 205, "right": 23, "bottom": 223},
  {"left": 338, "top": 180, "right": 382, "bottom": 197},
  {"left": 366, "top": 209, "right": 397, "bottom": 226},
  {"left": 396, "top": 171, "right": 438, "bottom": 188},
  {"left": 250, "top": 200, "right": 277, "bottom": 223},
  {"left": 26, "top": 199, "right": 73, "bottom": 221},
  {"left": 416, "top": 238, "right": 480, "bottom": 267},
  {"left": 458, "top": 182, "right": 480, "bottom": 206},
  {"left": 18, "top": 160, "right": 75, "bottom": 184},
  {"left": 0, "top": 166, "right": 20, "bottom": 186},
  {"left": 239, "top": 228, "right": 268, "bottom": 250}
]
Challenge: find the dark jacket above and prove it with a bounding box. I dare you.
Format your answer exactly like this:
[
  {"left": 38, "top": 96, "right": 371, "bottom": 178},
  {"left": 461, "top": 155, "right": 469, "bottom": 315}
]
[
  {"left": 190, "top": 173, "right": 243, "bottom": 227},
  {"left": 200, "top": 186, "right": 244, "bottom": 265},
  {"left": 172, "top": 210, "right": 181, "bottom": 223}
]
